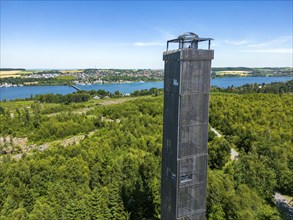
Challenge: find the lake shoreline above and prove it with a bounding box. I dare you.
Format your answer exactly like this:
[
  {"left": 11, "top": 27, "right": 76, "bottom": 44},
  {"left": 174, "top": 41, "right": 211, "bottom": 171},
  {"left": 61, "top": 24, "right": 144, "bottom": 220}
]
[{"left": 1, "top": 76, "right": 292, "bottom": 101}]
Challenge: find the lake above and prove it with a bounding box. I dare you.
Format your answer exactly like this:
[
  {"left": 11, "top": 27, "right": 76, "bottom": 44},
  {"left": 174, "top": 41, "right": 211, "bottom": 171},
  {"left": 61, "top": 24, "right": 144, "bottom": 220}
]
[{"left": 0, "top": 76, "right": 292, "bottom": 101}]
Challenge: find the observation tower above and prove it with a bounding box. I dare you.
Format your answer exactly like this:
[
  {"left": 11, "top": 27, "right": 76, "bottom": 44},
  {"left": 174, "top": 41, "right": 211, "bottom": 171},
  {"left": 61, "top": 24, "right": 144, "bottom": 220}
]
[{"left": 161, "top": 32, "right": 214, "bottom": 220}]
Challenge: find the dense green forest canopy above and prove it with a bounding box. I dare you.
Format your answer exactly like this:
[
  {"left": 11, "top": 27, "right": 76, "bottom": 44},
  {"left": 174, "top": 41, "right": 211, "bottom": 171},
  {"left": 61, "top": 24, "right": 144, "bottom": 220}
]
[{"left": 0, "top": 82, "right": 292, "bottom": 219}]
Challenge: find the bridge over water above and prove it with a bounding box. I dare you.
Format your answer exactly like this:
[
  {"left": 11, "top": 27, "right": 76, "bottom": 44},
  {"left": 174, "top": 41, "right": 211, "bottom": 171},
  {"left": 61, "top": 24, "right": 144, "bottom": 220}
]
[{"left": 70, "top": 85, "right": 81, "bottom": 91}]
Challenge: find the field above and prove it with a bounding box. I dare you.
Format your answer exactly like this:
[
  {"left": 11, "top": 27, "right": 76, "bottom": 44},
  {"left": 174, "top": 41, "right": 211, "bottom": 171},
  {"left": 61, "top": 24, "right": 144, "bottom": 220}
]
[
  {"left": 216, "top": 70, "right": 251, "bottom": 76},
  {"left": 0, "top": 70, "right": 34, "bottom": 78},
  {"left": 60, "top": 69, "right": 83, "bottom": 74},
  {"left": 0, "top": 71, "right": 22, "bottom": 78},
  {"left": 55, "top": 75, "right": 76, "bottom": 80}
]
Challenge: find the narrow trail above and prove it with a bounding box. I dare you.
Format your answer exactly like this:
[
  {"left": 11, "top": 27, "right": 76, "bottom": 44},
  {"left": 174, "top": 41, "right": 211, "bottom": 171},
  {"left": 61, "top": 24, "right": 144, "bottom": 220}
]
[
  {"left": 230, "top": 148, "right": 239, "bottom": 161},
  {"left": 9, "top": 131, "right": 96, "bottom": 160},
  {"left": 210, "top": 127, "right": 221, "bottom": 138},
  {"left": 99, "top": 97, "right": 138, "bottom": 106},
  {"left": 70, "top": 97, "right": 139, "bottom": 115},
  {"left": 210, "top": 127, "right": 239, "bottom": 160}
]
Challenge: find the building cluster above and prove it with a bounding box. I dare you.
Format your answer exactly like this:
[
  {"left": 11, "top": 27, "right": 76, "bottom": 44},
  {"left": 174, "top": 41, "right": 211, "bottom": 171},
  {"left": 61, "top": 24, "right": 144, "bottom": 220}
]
[
  {"left": 74, "top": 69, "right": 163, "bottom": 84},
  {"left": 26, "top": 73, "right": 60, "bottom": 79},
  {"left": 95, "top": 69, "right": 163, "bottom": 78},
  {"left": 0, "top": 83, "right": 23, "bottom": 88},
  {"left": 0, "top": 69, "right": 164, "bottom": 87}
]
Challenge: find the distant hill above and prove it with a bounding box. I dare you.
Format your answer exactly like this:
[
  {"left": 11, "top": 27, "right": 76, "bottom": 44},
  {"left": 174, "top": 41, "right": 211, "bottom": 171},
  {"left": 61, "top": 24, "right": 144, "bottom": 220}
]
[
  {"left": 212, "top": 79, "right": 293, "bottom": 94},
  {"left": 0, "top": 68, "right": 26, "bottom": 71},
  {"left": 211, "top": 67, "right": 293, "bottom": 77}
]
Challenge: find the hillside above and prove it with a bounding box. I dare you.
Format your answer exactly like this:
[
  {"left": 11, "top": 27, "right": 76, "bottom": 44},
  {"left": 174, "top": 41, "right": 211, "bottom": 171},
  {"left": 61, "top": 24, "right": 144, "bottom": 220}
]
[
  {"left": 211, "top": 67, "right": 293, "bottom": 78},
  {"left": 0, "top": 89, "right": 292, "bottom": 219}
]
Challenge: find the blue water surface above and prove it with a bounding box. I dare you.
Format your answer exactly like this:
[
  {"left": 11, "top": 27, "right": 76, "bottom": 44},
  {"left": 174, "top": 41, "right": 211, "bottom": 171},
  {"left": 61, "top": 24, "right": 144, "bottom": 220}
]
[{"left": 1, "top": 76, "right": 292, "bottom": 101}]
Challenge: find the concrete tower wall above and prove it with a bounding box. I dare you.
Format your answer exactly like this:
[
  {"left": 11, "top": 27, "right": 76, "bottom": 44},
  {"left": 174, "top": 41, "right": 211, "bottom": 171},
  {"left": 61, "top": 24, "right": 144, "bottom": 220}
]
[{"left": 161, "top": 48, "right": 214, "bottom": 220}]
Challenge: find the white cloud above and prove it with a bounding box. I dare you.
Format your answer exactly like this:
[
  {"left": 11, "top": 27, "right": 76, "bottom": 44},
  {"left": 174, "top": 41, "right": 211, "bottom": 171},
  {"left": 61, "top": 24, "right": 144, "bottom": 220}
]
[
  {"left": 241, "top": 36, "right": 293, "bottom": 54},
  {"left": 211, "top": 42, "right": 218, "bottom": 47},
  {"left": 154, "top": 27, "right": 176, "bottom": 40},
  {"left": 133, "top": 41, "right": 164, "bottom": 47},
  {"left": 223, "top": 36, "right": 292, "bottom": 49},
  {"left": 224, "top": 40, "right": 249, "bottom": 46},
  {"left": 241, "top": 48, "right": 292, "bottom": 54},
  {"left": 247, "top": 36, "right": 292, "bottom": 48}
]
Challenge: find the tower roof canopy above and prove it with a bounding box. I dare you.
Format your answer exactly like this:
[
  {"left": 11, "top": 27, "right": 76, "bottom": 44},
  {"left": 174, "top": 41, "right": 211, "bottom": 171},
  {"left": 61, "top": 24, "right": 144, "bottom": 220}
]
[{"left": 167, "top": 32, "right": 213, "bottom": 51}]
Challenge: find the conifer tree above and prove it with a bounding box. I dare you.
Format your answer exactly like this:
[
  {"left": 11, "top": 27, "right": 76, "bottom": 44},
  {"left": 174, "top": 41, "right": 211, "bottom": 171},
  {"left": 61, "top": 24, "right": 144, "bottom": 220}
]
[
  {"left": 62, "top": 199, "right": 90, "bottom": 220},
  {"left": 10, "top": 207, "right": 29, "bottom": 220},
  {"left": 29, "top": 198, "right": 57, "bottom": 220},
  {"left": 88, "top": 187, "right": 111, "bottom": 220},
  {"left": 108, "top": 182, "right": 127, "bottom": 220}
]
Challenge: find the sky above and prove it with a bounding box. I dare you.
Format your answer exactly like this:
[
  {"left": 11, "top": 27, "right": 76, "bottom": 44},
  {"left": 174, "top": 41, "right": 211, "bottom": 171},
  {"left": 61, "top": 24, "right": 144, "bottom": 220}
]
[{"left": 0, "top": 0, "right": 292, "bottom": 69}]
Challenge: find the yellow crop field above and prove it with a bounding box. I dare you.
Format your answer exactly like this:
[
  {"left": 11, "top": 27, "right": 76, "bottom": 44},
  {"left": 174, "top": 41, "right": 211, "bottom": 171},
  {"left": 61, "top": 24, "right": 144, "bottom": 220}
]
[
  {"left": 0, "top": 71, "right": 22, "bottom": 78},
  {"left": 216, "top": 71, "right": 251, "bottom": 76},
  {"left": 0, "top": 70, "right": 35, "bottom": 78},
  {"left": 60, "top": 70, "right": 83, "bottom": 74},
  {"left": 55, "top": 75, "right": 76, "bottom": 80},
  {"left": 19, "top": 71, "right": 34, "bottom": 75}
]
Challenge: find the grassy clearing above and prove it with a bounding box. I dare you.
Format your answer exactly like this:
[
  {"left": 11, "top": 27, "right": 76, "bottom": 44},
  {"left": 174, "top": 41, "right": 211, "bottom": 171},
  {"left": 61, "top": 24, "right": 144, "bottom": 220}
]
[
  {"left": 0, "top": 100, "right": 34, "bottom": 111},
  {"left": 44, "top": 97, "right": 140, "bottom": 116},
  {"left": 0, "top": 96, "right": 143, "bottom": 117}
]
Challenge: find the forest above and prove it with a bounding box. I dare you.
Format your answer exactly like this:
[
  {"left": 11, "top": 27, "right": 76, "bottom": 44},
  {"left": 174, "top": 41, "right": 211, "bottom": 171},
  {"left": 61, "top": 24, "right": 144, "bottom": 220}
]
[
  {"left": 0, "top": 81, "right": 292, "bottom": 219},
  {"left": 211, "top": 79, "right": 293, "bottom": 94}
]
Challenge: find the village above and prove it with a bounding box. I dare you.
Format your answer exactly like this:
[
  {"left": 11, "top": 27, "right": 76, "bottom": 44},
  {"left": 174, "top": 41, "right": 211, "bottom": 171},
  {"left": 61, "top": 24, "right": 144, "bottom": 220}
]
[{"left": 0, "top": 69, "right": 164, "bottom": 87}]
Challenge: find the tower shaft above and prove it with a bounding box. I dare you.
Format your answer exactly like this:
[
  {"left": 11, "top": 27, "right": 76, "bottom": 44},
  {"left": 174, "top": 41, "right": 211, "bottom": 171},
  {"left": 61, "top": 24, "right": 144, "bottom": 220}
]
[{"left": 161, "top": 39, "right": 214, "bottom": 220}]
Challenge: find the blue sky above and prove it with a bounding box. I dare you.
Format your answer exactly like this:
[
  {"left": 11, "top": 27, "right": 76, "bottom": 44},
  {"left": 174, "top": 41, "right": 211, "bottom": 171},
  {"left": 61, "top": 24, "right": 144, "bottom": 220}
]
[{"left": 1, "top": 1, "right": 292, "bottom": 69}]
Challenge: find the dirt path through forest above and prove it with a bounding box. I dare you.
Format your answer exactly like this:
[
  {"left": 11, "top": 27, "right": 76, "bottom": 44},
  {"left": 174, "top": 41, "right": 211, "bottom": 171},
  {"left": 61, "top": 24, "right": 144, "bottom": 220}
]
[{"left": 210, "top": 127, "right": 239, "bottom": 160}]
